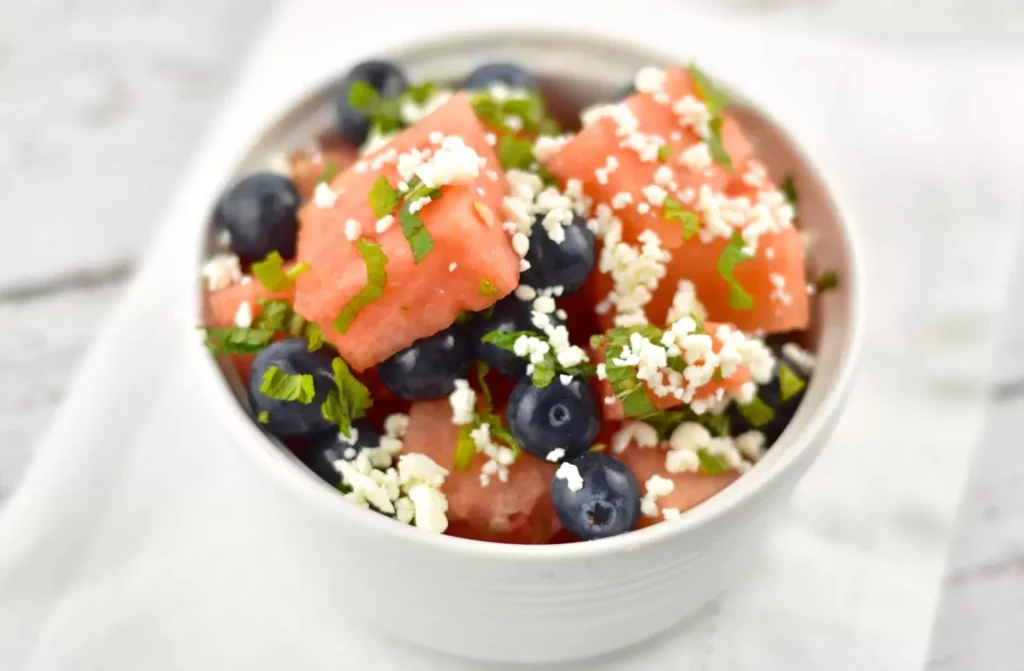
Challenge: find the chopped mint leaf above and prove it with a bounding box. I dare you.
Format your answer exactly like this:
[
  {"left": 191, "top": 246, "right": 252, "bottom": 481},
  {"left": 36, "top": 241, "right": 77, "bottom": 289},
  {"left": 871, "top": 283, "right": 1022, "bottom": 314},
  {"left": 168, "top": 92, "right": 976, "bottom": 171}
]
[
  {"left": 403, "top": 80, "right": 437, "bottom": 104},
  {"left": 717, "top": 230, "right": 754, "bottom": 310},
  {"left": 482, "top": 329, "right": 593, "bottom": 387},
  {"left": 497, "top": 135, "right": 536, "bottom": 172},
  {"left": 481, "top": 329, "right": 534, "bottom": 352},
  {"left": 706, "top": 117, "right": 733, "bottom": 172},
  {"left": 737, "top": 395, "right": 775, "bottom": 428},
  {"left": 778, "top": 364, "right": 806, "bottom": 402},
  {"left": 480, "top": 304, "right": 495, "bottom": 320},
  {"left": 480, "top": 412, "right": 522, "bottom": 460},
  {"left": 316, "top": 161, "right": 339, "bottom": 186},
  {"left": 333, "top": 239, "right": 388, "bottom": 334},
  {"left": 304, "top": 323, "right": 324, "bottom": 351},
  {"left": 286, "top": 309, "right": 308, "bottom": 336},
  {"left": 286, "top": 262, "right": 309, "bottom": 281},
  {"left": 368, "top": 175, "right": 400, "bottom": 218},
  {"left": 475, "top": 360, "right": 493, "bottom": 412},
  {"left": 687, "top": 63, "right": 729, "bottom": 116},
  {"left": 532, "top": 362, "right": 556, "bottom": 387},
  {"left": 253, "top": 298, "right": 292, "bottom": 331},
  {"left": 703, "top": 412, "right": 731, "bottom": 438},
  {"left": 697, "top": 449, "right": 731, "bottom": 475},
  {"left": 260, "top": 366, "right": 315, "bottom": 404},
  {"left": 663, "top": 196, "right": 701, "bottom": 241},
  {"left": 252, "top": 251, "right": 292, "bottom": 291},
  {"left": 399, "top": 202, "right": 435, "bottom": 265},
  {"left": 815, "top": 270, "right": 839, "bottom": 293},
  {"left": 454, "top": 310, "right": 475, "bottom": 325},
  {"left": 657, "top": 145, "right": 673, "bottom": 162},
  {"left": 479, "top": 278, "right": 501, "bottom": 297},
  {"left": 589, "top": 333, "right": 607, "bottom": 349},
  {"left": 454, "top": 425, "right": 476, "bottom": 471},
  {"left": 200, "top": 326, "right": 275, "bottom": 356},
  {"left": 781, "top": 175, "right": 798, "bottom": 206},
  {"left": 257, "top": 411, "right": 270, "bottom": 424},
  {"left": 348, "top": 80, "right": 381, "bottom": 112},
  {"left": 321, "top": 357, "right": 372, "bottom": 438}
]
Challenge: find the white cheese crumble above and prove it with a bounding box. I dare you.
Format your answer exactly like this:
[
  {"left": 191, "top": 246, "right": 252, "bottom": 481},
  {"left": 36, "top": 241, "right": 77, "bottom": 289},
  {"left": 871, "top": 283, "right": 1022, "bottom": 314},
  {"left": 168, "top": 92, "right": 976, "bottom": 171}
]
[
  {"left": 610, "top": 421, "right": 659, "bottom": 454},
  {"left": 400, "top": 89, "right": 453, "bottom": 125},
  {"left": 449, "top": 262, "right": 458, "bottom": 272},
  {"left": 201, "top": 253, "right": 242, "bottom": 291},
  {"left": 376, "top": 214, "right": 394, "bottom": 233},
  {"left": 653, "top": 165, "right": 674, "bottom": 187},
  {"left": 344, "top": 218, "right": 361, "bottom": 241},
  {"left": 408, "top": 196, "right": 432, "bottom": 214},
  {"left": 662, "top": 507, "right": 681, "bottom": 520},
  {"left": 414, "top": 136, "right": 481, "bottom": 188},
  {"left": 673, "top": 95, "right": 712, "bottom": 139},
  {"left": 735, "top": 430, "right": 766, "bottom": 461},
  {"left": 595, "top": 155, "right": 620, "bottom": 185},
  {"left": 641, "top": 184, "right": 668, "bottom": 206},
  {"left": 665, "top": 279, "right": 708, "bottom": 324},
  {"left": 679, "top": 142, "right": 713, "bottom": 171},
  {"left": 361, "top": 128, "right": 398, "bottom": 155},
  {"left": 555, "top": 462, "right": 584, "bottom": 492},
  {"left": 598, "top": 227, "right": 670, "bottom": 327},
  {"left": 546, "top": 447, "right": 566, "bottom": 462},
  {"left": 533, "top": 134, "right": 573, "bottom": 162},
  {"left": 634, "top": 66, "right": 669, "bottom": 104},
  {"left": 611, "top": 191, "right": 634, "bottom": 210},
  {"left": 448, "top": 379, "right": 477, "bottom": 426},
  {"left": 640, "top": 475, "right": 675, "bottom": 518},
  {"left": 782, "top": 342, "right": 816, "bottom": 372},
  {"left": 234, "top": 300, "right": 253, "bottom": 328},
  {"left": 485, "top": 132, "right": 497, "bottom": 147}
]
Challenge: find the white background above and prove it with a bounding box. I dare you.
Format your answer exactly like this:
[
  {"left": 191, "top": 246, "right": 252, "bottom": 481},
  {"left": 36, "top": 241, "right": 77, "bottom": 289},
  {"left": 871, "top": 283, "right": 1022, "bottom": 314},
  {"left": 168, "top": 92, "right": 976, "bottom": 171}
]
[{"left": 1, "top": 1, "right": 1023, "bottom": 669}]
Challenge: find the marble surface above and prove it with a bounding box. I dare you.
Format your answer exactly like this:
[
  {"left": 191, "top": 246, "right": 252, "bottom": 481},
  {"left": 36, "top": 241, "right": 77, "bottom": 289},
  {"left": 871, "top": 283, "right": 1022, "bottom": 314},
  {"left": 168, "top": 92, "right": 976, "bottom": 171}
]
[{"left": 0, "top": 2, "right": 1022, "bottom": 670}]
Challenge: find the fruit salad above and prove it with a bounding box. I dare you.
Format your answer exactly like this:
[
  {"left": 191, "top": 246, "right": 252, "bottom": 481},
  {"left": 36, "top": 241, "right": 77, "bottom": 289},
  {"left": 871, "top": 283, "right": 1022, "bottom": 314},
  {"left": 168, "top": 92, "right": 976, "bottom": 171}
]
[{"left": 199, "top": 59, "right": 832, "bottom": 544}]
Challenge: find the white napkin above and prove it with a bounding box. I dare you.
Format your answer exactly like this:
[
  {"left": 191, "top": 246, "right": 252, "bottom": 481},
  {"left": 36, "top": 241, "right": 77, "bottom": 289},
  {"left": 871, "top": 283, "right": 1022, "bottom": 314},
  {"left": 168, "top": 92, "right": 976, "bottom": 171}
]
[{"left": 3, "top": 3, "right": 1024, "bottom": 669}]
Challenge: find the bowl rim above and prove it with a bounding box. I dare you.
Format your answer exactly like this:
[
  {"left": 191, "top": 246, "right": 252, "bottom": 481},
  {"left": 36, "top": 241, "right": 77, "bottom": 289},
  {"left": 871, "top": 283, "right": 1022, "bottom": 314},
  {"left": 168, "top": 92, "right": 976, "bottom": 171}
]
[{"left": 185, "top": 25, "right": 866, "bottom": 562}]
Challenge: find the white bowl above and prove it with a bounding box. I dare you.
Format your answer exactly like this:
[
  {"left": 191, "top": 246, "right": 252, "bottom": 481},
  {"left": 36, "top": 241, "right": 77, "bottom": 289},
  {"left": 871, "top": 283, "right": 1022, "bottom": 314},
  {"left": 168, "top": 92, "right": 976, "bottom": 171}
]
[{"left": 185, "top": 29, "right": 862, "bottom": 665}]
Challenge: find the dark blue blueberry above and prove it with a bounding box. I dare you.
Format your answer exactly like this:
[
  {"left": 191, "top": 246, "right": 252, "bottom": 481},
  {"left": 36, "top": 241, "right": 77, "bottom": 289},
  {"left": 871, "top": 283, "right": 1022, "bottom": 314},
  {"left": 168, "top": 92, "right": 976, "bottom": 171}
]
[
  {"left": 472, "top": 297, "right": 540, "bottom": 379},
  {"left": 507, "top": 376, "right": 600, "bottom": 461},
  {"left": 214, "top": 172, "right": 300, "bottom": 262},
  {"left": 521, "top": 214, "right": 596, "bottom": 295},
  {"left": 247, "top": 338, "right": 339, "bottom": 438},
  {"left": 301, "top": 420, "right": 382, "bottom": 486},
  {"left": 336, "top": 60, "right": 408, "bottom": 146},
  {"left": 551, "top": 452, "right": 640, "bottom": 540},
  {"left": 463, "top": 62, "right": 537, "bottom": 91},
  {"left": 377, "top": 324, "right": 472, "bottom": 400},
  {"left": 727, "top": 342, "right": 811, "bottom": 448}
]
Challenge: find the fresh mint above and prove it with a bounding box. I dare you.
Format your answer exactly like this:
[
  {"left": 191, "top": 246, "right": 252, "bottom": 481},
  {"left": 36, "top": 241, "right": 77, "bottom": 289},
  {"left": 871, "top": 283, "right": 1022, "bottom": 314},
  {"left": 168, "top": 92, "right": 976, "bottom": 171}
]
[
  {"left": 333, "top": 239, "right": 388, "bottom": 334},
  {"left": 737, "top": 394, "right": 775, "bottom": 428},
  {"left": 200, "top": 326, "right": 276, "bottom": 356},
  {"left": 368, "top": 175, "right": 400, "bottom": 218},
  {"left": 260, "top": 366, "right": 315, "bottom": 404},
  {"left": 778, "top": 364, "right": 806, "bottom": 402},
  {"left": 252, "top": 251, "right": 308, "bottom": 291},
  {"left": 663, "top": 196, "right": 701, "bottom": 241},
  {"left": 716, "top": 230, "right": 754, "bottom": 310},
  {"left": 320, "top": 357, "right": 372, "bottom": 439},
  {"left": 481, "top": 329, "right": 594, "bottom": 387}
]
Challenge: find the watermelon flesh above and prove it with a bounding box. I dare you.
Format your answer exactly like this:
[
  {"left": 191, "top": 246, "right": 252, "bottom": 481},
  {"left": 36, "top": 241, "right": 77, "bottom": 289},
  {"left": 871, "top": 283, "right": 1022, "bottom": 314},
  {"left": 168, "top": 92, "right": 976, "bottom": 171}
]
[
  {"left": 294, "top": 92, "right": 520, "bottom": 371},
  {"left": 205, "top": 278, "right": 294, "bottom": 380},
  {"left": 402, "top": 400, "right": 561, "bottom": 544}
]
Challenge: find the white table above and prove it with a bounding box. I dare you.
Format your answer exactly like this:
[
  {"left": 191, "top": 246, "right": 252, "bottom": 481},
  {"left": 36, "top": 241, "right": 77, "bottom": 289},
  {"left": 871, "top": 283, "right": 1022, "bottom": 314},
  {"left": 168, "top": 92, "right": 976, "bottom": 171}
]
[{"left": 1, "top": 2, "right": 1021, "bottom": 669}]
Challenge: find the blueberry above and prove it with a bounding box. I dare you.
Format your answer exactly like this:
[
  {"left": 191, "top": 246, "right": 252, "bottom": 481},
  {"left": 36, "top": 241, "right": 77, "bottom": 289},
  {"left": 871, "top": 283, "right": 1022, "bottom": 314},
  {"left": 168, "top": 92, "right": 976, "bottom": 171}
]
[
  {"left": 471, "top": 297, "right": 533, "bottom": 378},
  {"left": 463, "top": 62, "right": 537, "bottom": 92},
  {"left": 301, "top": 420, "right": 382, "bottom": 486},
  {"left": 728, "top": 343, "right": 811, "bottom": 448},
  {"left": 507, "top": 376, "right": 600, "bottom": 461},
  {"left": 377, "top": 325, "right": 472, "bottom": 400},
  {"left": 247, "top": 338, "right": 339, "bottom": 438},
  {"left": 551, "top": 452, "right": 640, "bottom": 540},
  {"left": 214, "top": 172, "right": 300, "bottom": 262},
  {"left": 521, "top": 214, "right": 596, "bottom": 295},
  {"left": 336, "top": 60, "right": 408, "bottom": 146}
]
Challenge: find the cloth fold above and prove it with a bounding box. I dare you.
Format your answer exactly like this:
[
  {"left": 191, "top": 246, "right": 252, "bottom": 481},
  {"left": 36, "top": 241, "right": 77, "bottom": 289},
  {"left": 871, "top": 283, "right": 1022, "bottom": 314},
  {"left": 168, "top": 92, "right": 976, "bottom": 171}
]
[{"left": 2, "top": 3, "right": 1023, "bottom": 669}]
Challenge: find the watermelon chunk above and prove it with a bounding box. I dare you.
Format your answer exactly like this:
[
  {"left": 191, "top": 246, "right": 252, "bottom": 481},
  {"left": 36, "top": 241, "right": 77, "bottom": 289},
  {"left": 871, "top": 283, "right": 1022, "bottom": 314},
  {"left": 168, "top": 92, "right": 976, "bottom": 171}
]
[
  {"left": 618, "top": 445, "right": 738, "bottom": 528},
  {"left": 294, "top": 92, "right": 520, "bottom": 371},
  {"left": 593, "top": 321, "right": 752, "bottom": 422},
  {"left": 402, "top": 400, "right": 561, "bottom": 544},
  {"left": 288, "top": 133, "right": 359, "bottom": 201},
  {"left": 204, "top": 278, "right": 294, "bottom": 380}
]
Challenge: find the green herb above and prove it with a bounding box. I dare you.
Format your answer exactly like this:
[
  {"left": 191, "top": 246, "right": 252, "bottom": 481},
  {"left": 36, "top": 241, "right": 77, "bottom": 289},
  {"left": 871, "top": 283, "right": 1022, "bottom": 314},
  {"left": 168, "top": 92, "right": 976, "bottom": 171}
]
[
  {"left": 703, "top": 412, "right": 731, "bottom": 438},
  {"left": 304, "top": 323, "right": 324, "bottom": 351},
  {"left": 347, "top": 81, "right": 403, "bottom": 136},
  {"left": 316, "top": 161, "right": 339, "bottom": 185},
  {"left": 333, "top": 239, "right": 388, "bottom": 334},
  {"left": 716, "top": 230, "right": 754, "bottom": 310},
  {"left": 815, "top": 270, "right": 840, "bottom": 293},
  {"left": 480, "top": 304, "right": 495, "bottom": 320},
  {"left": 404, "top": 81, "right": 437, "bottom": 104},
  {"left": 454, "top": 425, "right": 477, "bottom": 471},
  {"left": 252, "top": 252, "right": 308, "bottom": 291},
  {"left": 260, "top": 366, "right": 315, "bottom": 404},
  {"left": 479, "top": 279, "right": 501, "bottom": 297},
  {"left": 778, "top": 364, "right": 806, "bottom": 402},
  {"left": 320, "top": 357, "right": 372, "bottom": 438},
  {"left": 476, "top": 360, "right": 493, "bottom": 412},
  {"left": 479, "top": 412, "right": 523, "bottom": 460},
  {"left": 481, "top": 329, "right": 594, "bottom": 387},
  {"left": 497, "top": 135, "right": 536, "bottom": 171},
  {"left": 780, "top": 175, "right": 798, "bottom": 206},
  {"left": 471, "top": 90, "right": 557, "bottom": 136},
  {"left": 454, "top": 310, "right": 475, "bottom": 325},
  {"left": 737, "top": 395, "right": 775, "bottom": 428},
  {"left": 697, "top": 449, "right": 731, "bottom": 475},
  {"left": 398, "top": 201, "right": 435, "bottom": 265},
  {"left": 687, "top": 64, "right": 733, "bottom": 171},
  {"left": 348, "top": 80, "right": 380, "bottom": 112},
  {"left": 657, "top": 145, "right": 673, "bottom": 162},
  {"left": 368, "top": 175, "right": 400, "bottom": 218},
  {"left": 253, "top": 298, "right": 291, "bottom": 331},
  {"left": 257, "top": 411, "right": 270, "bottom": 424},
  {"left": 200, "top": 326, "right": 276, "bottom": 356},
  {"left": 663, "top": 196, "right": 701, "bottom": 241}
]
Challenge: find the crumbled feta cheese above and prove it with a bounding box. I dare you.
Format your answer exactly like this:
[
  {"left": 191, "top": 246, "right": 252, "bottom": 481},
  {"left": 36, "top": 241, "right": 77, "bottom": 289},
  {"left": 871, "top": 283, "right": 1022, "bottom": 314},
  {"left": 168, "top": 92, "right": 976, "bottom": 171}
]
[
  {"left": 512, "top": 232, "right": 530, "bottom": 257},
  {"left": 634, "top": 66, "right": 669, "bottom": 103},
  {"left": 555, "top": 462, "right": 584, "bottom": 492},
  {"left": 640, "top": 475, "right": 675, "bottom": 518},
  {"left": 546, "top": 448, "right": 566, "bottom": 462},
  {"left": 598, "top": 228, "right": 670, "bottom": 327},
  {"left": 361, "top": 128, "right": 398, "bottom": 155},
  {"left": 398, "top": 453, "right": 449, "bottom": 489},
  {"left": 611, "top": 191, "right": 634, "bottom": 210},
  {"left": 400, "top": 90, "right": 453, "bottom": 125},
  {"left": 448, "top": 262, "right": 458, "bottom": 272},
  {"left": 408, "top": 196, "right": 433, "bottom": 214},
  {"left": 534, "top": 134, "right": 573, "bottom": 162},
  {"left": 782, "top": 342, "right": 816, "bottom": 371},
  {"left": 515, "top": 284, "right": 537, "bottom": 301},
  {"left": 485, "top": 132, "right": 497, "bottom": 146},
  {"left": 642, "top": 184, "right": 668, "bottom": 206},
  {"left": 610, "top": 421, "right": 659, "bottom": 454},
  {"left": 201, "top": 253, "right": 242, "bottom": 291},
  {"left": 665, "top": 280, "right": 707, "bottom": 324},
  {"left": 662, "top": 507, "right": 681, "bottom": 520},
  {"left": 344, "top": 218, "right": 361, "bottom": 241},
  {"left": 595, "top": 155, "right": 620, "bottom": 185},
  {"left": 376, "top": 214, "right": 394, "bottom": 233},
  {"left": 665, "top": 448, "right": 700, "bottom": 474},
  {"left": 653, "top": 165, "right": 674, "bottom": 186},
  {"left": 448, "top": 379, "right": 477, "bottom": 426},
  {"left": 679, "top": 142, "right": 712, "bottom": 171},
  {"left": 234, "top": 300, "right": 253, "bottom": 328},
  {"left": 735, "top": 430, "right": 766, "bottom": 461},
  {"left": 673, "top": 95, "right": 712, "bottom": 138},
  {"left": 415, "top": 136, "right": 481, "bottom": 188},
  {"left": 406, "top": 483, "right": 449, "bottom": 533},
  {"left": 559, "top": 374, "right": 573, "bottom": 386},
  {"left": 384, "top": 413, "right": 409, "bottom": 439}
]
